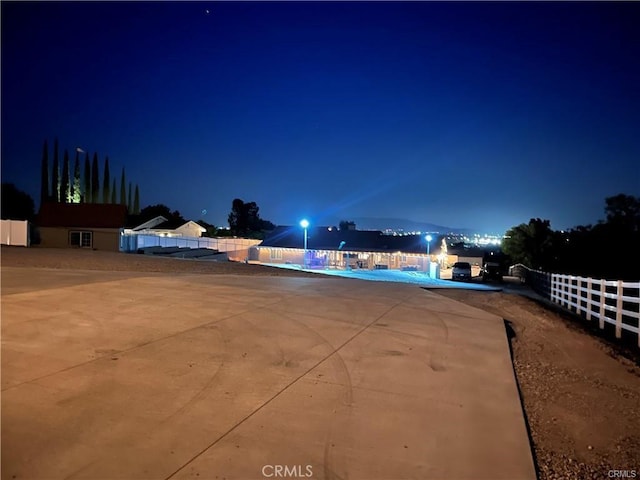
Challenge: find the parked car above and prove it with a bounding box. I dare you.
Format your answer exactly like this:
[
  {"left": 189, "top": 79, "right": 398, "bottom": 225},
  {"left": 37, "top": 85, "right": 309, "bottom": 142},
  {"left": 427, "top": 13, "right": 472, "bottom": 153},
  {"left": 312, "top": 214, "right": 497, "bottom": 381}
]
[
  {"left": 481, "top": 262, "right": 503, "bottom": 282},
  {"left": 452, "top": 262, "right": 472, "bottom": 281}
]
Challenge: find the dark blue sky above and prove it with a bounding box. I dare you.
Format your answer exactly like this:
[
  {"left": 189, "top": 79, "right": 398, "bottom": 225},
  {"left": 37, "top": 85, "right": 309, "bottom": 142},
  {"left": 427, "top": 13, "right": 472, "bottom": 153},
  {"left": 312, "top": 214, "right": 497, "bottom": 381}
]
[{"left": 2, "top": 1, "right": 639, "bottom": 234}]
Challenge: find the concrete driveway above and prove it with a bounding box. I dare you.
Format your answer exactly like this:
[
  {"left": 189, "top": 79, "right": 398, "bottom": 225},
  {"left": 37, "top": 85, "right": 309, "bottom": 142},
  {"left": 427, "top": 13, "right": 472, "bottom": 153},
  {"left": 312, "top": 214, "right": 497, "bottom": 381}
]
[{"left": 1, "top": 267, "right": 536, "bottom": 480}]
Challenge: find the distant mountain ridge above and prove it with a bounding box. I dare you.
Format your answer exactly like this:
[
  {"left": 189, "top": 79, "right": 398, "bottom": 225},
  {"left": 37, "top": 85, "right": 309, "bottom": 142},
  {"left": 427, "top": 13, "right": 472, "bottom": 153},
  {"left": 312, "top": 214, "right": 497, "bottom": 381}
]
[{"left": 341, "top": 217, "right": 473, "bottom": 234}]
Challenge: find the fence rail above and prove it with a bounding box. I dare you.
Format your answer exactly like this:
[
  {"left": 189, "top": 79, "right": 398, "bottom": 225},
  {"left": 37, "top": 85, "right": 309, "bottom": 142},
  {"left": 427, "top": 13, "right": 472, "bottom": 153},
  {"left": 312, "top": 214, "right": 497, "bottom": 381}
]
[
  {"left": 510, "top": 264, "right": 640, "bottom": 347},
  {"left": 119, "top": 233, "right": 261, "bottom": 255}
]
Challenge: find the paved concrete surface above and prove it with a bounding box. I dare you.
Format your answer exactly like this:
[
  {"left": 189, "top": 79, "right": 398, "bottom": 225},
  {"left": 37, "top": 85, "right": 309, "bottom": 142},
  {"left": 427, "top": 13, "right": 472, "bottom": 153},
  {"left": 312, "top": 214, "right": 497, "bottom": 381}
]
[
  {"left": 1, "top": 267, "right": 536, "bottom": 480},
  {"left": 262, "top": 263, "right": 502, "bottom": 291}
]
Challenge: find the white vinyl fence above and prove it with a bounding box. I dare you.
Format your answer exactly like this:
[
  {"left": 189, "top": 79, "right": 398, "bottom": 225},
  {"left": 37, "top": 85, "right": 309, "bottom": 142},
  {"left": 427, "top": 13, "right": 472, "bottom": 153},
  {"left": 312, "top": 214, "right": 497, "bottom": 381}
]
[
  {"left": 512, "top": 264, "right": 640, "bottom": 347},
  {"left": 1, "top": 220, "right": 30, "bottom": 246},
  {"left": 120, "top": 233, "right": 260, "bottom": 255}
]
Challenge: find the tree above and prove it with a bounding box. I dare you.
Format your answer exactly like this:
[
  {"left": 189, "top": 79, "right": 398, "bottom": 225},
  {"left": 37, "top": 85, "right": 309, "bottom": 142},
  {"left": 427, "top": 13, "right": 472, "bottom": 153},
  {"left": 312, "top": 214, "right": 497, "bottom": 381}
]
[
  {"left": 502, "top": 218, "right": 555, "bottom": 270},
  {"left": 72, "top": 151, "right": 81, "bottom": 203},
  {"left": 138, "top": 204, "right": 185, "bottom": 224},
  {"left": 83, "top": 152, "right": 91, "bottom": 203},
  {"left": 197, "top": 219, "right": 218, "bottom": 237},
  {"left": 602, "top": 194, "right": 640, "bottom": 279},
  {"left": 228, "top": 198, "right": 248, "bottom": 236},
  {"left": 503, "top": 195, "right": 640, "bottom": 280},
  {"left": 111, "top": 179, "right": 117, "bottom": 204},
  {"left": 61, "top": 149, "right": 70, "bottom": 203},
  {"left": 259, "top": 219, "right": 276, "bottom": 232},
  {"left": 128, "top": 182, "right": 132, "bottom": 211},
  {"left": 339, "top": 220, "right": 356, "bottom": 231},
  {"left": 133, "top": 184, "right": 140, "bottom": 214},
  {"left": 102, "top": 156, "right": 111, "bottom": 204},
  {"left": 91, "top": 153, "right": 100, "bottom": 203},
  {"left": 51, "top": 138, "right": 59, "bottom": 202},
  {"left": 604, "top": 194, "right": 640, "bottom": 232},
  {"left": 120, "top": 168, "right": 126, "bottom": 206},
  {"left": 40, "top": 140, "right": 49, "bottom": 207},
  {"left": 227, "top": 198, "right": 274, "bottom": 238},
  {"left": 1, "top": 183, "right": 35, "bottom": 221}
]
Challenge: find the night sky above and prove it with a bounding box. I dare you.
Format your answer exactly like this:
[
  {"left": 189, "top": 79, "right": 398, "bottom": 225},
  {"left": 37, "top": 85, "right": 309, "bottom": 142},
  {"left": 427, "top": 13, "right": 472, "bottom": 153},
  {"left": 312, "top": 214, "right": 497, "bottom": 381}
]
[{"left": 2, "top": 1, "right": 639, "bottom": 234}]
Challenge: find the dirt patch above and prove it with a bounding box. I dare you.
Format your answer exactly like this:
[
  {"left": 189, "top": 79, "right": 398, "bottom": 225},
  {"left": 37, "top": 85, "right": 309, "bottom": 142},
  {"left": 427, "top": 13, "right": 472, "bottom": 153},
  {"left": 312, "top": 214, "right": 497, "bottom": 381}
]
[{"left": 435, "top": 284, "right": 640, "bottom": 480}]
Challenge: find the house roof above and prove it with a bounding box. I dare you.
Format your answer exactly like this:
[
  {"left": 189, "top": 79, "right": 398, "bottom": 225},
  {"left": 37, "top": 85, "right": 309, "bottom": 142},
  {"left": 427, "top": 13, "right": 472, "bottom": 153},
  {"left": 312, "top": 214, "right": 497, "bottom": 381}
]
[
  {"left": 37, "top": 202, "right": 128, "bottom": 228},
  {"left": 153, "top": 219, "right": 188, "bottom": 230},
  {"left": 142, "top": 219, "right": 205, "bottom": 232},
  {"left": 259, "top": 226, "right": 445, "bottom": 255},
  {"left": 131, "top": 216, "right": 168, "bottom": 231},
  {"left": 180, "top": 220, "right": 207, "bottom": 232},
  {"left": 447, "top": 244, "right": 486, "bottom": 257}
]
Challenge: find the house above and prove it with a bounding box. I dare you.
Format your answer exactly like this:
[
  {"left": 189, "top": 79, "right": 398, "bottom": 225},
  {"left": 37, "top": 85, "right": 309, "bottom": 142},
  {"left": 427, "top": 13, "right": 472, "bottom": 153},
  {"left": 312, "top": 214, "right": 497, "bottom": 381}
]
[
  {"left": 127, "top": 216, "right": 206, "bottom": 238},
  {"left": 250, "top": 225, "right": 454, "bottom": 271},
  {"left": 36, "top": 203, "right": 128, "bottom": 251},
  {"left": 447, "top": 244, "right": 485, "bottom": 267}
]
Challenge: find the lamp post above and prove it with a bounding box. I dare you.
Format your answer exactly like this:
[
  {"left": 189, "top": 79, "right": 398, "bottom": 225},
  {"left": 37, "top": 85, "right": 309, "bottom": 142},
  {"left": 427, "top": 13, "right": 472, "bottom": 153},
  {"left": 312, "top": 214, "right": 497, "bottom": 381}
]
[
  {"left": 300, "top": 219, "right": 309, "bottom": 269},
  {"left": 425, "top": 234, "right": 433, "bottom": 277}
]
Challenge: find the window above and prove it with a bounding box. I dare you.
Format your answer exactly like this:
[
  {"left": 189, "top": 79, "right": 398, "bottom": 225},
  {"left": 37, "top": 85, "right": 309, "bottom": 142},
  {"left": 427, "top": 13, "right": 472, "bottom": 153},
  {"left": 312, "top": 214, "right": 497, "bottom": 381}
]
[
  {"left": 70, "top": 231, "right": 92, "bottom": 248},
  {"left": 270, "top": 248, "right": 283, "bottom": 260}
]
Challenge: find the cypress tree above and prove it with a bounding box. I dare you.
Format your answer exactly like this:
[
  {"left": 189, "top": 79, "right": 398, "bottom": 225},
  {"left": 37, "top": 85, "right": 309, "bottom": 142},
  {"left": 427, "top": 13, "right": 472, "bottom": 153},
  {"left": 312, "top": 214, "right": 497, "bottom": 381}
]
[
  {"left": 70, "top": 153, "right": 75, "bottom": 202},
  {"left": 72, "top": 151, "right": 81, "bottom": 203},
  {"left": 102, "top": 157, "right": 111, "bottom": 204},
  {"left": 128, "top": 182, "right": 132, "bottom": 211},
  {"left": 83, "top": 153, "right": 91, "bottom": 203},
  {"left": 61, "top": 149, "right": 70, "bottom": 203},
  {"left": 91, "top": 152, "right": 100, "bottom": 203},
  {"left": 40, "top": 140, "right": 49, "bottom": 207},
  {"left": 133, "top": 184, "right": 140, "bottom": 215},
  {"left": 52, "top": 138, "right": 59, "bottom": 202},
  {"left": 120, "top": 168, "right": 126, "bottom": 206},
  {"left": 111, "top": 179, "right": 117, "bottom": 204}
]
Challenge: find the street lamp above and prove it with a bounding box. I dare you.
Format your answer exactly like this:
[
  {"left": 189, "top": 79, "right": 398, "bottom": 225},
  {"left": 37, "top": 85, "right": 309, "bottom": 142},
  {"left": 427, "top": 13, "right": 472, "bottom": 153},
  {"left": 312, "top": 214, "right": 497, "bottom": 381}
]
[
  {"left": 300, "top": 219, "right": 309, "bottom": 269},
  {"left": 425, "top": 234, "right": 433, "bottom": 277}
]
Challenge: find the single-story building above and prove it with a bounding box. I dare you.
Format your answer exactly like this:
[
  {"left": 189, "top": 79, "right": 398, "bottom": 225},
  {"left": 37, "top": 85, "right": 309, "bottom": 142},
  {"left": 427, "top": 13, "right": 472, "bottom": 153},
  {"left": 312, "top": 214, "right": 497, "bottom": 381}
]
[
  {"left": 250, "top": 225, "right": 457, "bottom": 271},
  {"left": 446, "top": 244, "right": 485, "bottom": 267},
  {"left": 36, "top": 203, "right": 128, "bottom": 251},
  {"left": 126, "top": 216, "right": 206, "bottom": 238}
]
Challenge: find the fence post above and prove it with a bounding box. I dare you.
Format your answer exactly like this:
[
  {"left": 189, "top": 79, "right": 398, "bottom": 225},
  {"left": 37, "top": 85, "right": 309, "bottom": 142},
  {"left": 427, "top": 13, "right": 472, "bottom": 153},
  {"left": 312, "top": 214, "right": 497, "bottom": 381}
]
[
  {"left": 599, "top": 280, "right": 606, "bottom": 330},
  {"left": 615, "top": 280, "right": 623, "bottom": 339},
  {"left": 586, "top": 277, "right": 592, "bottom": 320}
]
